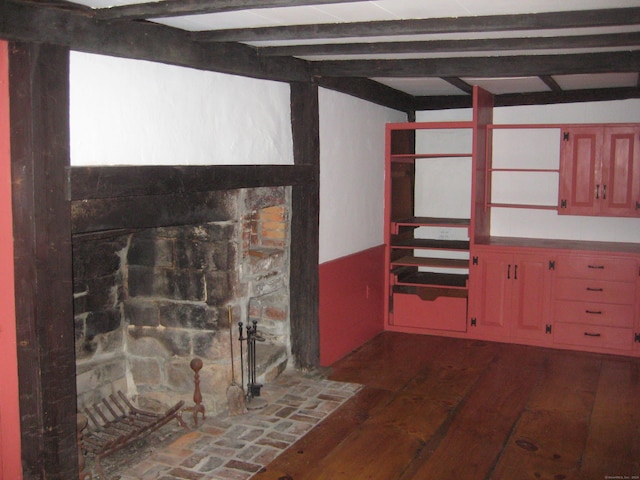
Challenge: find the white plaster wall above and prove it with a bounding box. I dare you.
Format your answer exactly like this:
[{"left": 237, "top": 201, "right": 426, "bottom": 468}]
[
  {"left": 318, "top": 89, "right": 405, "bottom": 263},
  {"left": 417, "top": 100, "right": 640, "bottom": 243},
  {"left": 69, "top": 52, "right": 293, "bottom": 166}
]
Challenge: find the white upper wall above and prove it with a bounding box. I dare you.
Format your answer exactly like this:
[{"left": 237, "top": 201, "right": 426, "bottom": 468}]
[
  {"left": 417, "top": 100, "right": 640, "bottom": 243},
  {"left": 69, "top": 52, "right": 293, "bottom": 166},
  {"left": 319, "top": 88, "right": 405, "bottom": 263}
]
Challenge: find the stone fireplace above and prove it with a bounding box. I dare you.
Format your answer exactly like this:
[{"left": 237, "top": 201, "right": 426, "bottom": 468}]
[{"left": 73, "top": 186, "right": 292, "bottom": 414}]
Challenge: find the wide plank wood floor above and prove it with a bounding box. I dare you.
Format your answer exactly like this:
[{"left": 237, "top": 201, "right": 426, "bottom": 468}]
[{"left": 254, "top": 332, "right": 640, "bottom": 480}]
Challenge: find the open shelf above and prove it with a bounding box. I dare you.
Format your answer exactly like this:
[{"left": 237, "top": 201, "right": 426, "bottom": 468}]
[
  {"left": 392, "top": 217, "right": 470, "bottom": 227},
  {"left": 391, "top": 256, "right": 468, "bottom": 269},
  {"left": 391, "top": 238, "right": 470, "bottom": 251},
  {"left": 395, "top": 271, "right": 469, "bottom": 288}
]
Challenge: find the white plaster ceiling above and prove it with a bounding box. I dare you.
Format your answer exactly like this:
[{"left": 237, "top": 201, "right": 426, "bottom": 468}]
[{"left": 64, "top": 0, "right": 640, "bottom": 97}]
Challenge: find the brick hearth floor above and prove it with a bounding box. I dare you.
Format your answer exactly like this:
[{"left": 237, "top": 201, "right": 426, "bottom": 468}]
[{"left": 90, "top": 371, "right": 362, "bottom": 480}]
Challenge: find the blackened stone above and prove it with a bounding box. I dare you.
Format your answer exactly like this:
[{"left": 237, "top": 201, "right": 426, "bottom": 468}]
[
  {"left": 128, "top": 236, "right": 174, "bottom": 268},
  {"left": 192, "top": 331, "right": 216, "bottom": 358},
  {"left": 205, "top": 271, "right": 231, "bottom": 306},
  {"left": 244, "top": 186, "right": 286, "bottom": 211},
  {"left": 127, "top": 265, "right": 157, "bottom": 297},
  {"left": 175, "top": 238, "right": 210, "bottom": 270},
  {"left": 84, "top": 275, "right": 119, "bottom": 311},
  {"left": 86, "top": 309, "right": 121, "bottom": 337},
  {"left": 166, "top": 270, "right": 206, "bottom": 301},
  {"left": 159, "top": 303, "right": 217, "bottom": 330},
  {"left": 124, "top": 300, "right": 160, "bottom": 327},
  {"left": 73, "top": 237, "right": 126, "bottom": 280}
]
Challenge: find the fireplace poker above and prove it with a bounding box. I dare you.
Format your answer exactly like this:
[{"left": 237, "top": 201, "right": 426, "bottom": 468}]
[{"left": 226, "top": 306, "right": 247, "bottom": 416}]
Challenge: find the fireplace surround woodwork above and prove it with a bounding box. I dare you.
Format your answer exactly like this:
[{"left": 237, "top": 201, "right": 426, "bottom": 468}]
[{"left": 9, "top": 42, "right": 320, "bottom": 478}]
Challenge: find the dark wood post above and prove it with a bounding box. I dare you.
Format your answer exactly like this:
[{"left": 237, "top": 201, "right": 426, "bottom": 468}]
[
  {"left": 10, "top": 42, "right": 78, "bottom": 479},
  {"left": 289, "top": 81, "right": 321, "bottom": 370}
]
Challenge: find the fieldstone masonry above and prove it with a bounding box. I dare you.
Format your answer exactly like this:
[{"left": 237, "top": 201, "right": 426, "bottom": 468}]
[{"left": 74, "top": 187, "right": 291, "bottom": 415}]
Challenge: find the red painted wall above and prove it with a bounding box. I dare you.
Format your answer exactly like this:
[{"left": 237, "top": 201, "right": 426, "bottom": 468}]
[
  {"left": 319, "top": 245, "right": 385, "bottom": 366},
  {"left": 0, "top": 40, "right": 23, "bottom": 479}
]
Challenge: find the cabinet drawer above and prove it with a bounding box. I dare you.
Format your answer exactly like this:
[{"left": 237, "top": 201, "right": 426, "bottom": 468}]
[
  {"left": 554, "top": 323, "right": 633, "bottom": 351},
  {"left": 555, "top": 255, "right": 637, "bottom": 282},
  {"left": 552, "top": 300, "right": 634, "bottom": 328},
  {"left": 554, "top": 278, "right": 635, "bottom": 305}
]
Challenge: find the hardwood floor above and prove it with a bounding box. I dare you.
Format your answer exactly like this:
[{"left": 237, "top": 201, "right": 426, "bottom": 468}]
[{"left": 254, "top": 332, "right": 640, "bottom": 480}]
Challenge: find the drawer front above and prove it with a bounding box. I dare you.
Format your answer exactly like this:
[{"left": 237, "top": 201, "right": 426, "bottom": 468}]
[
  {"left": 552, "top": 300, "right": 634, "bottom": 328},
  {"left": 555, "top": 255, "right": 637, "bottom": 282},
  {"left": 554, "top": 278, "right": 635, "bottom": 305},
  {"left": 554, "top": 323, "right": 634, "bottom": 351}
]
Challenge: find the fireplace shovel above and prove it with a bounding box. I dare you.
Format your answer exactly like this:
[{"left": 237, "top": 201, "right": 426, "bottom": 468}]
[{"left": 227, "top": 306, "right": 247, "bottom": 416}]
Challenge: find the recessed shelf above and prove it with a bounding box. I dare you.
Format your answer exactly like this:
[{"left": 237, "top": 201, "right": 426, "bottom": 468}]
[
  {"left": 392, "top": 217, "right": 470, "bottom": 227},
  {"left": 391, "top": 256, "right": 468, "bottom": 269},
  {"left": 395, "top": 271, "right": 469, "bottom": 288},
  {"left": 391, "top": 238, "right": 470, "bottom": 251}
]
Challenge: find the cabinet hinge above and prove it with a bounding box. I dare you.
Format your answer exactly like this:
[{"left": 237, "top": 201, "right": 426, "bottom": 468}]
[
  {"left": 470, "top": 318, "right": 477, "bottom": 327},
  {"left": 563, "top": 132, "right": 570, "bottom": 141},
  {"left": 635, "top": 333, "right": 640, "bottom": 343},
  {"left": 472, "top": 256, "right": 478, "bottom": 265},
  {"left": 636, "top": 201, "right": 640, "bottom": 210},
  {"left": 545, "top": 324, "right": 552, "bottom": 334},
  {"left": 560, "top": 199, "right": 567, "bottom": 208},
  {"left": 548, "top": 260, "right": 555, "bottom": 270}
]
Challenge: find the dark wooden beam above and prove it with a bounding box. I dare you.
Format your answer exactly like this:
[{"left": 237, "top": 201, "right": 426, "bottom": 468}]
[
  {"left": 311, "top": 51, "right": 640, "bottom": 78},
  {"left": 193, "top": 7, "right": 640, "bottom": 42},
  {"left": 95, "top": 0, "right": 370, "bottom": 21},
  {"left": 539, "top": 75, "right": 562, "bottom": 93},
  {"left": 316, "top": 77, "right": 415, "bottom": 113},
  {"left": 442, "top": 77, "right": 473, "bottom": 95},
  {"left": 494, "top": 86, "right": 640, "bottom": 107},
  {"left": 0, "top": 1, "right": 310, "bottom": 82},
  {"left": 413, "top": 86, "right": 640, "bottom": 110},
  {"left": 67, "top": 165, "right": 316, "bottom": 200},
  {"left": 9, "top": 41, "right": 78, "bottom": 479},
  {"left": 289, "top": 81, "right": 320, "bottom": 370},
  {"left": 259, "top": 32, "right": 640, "bottom": 57}
]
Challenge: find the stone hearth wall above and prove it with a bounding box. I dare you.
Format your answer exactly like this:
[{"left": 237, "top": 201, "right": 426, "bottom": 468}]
[{"left": 74, "top": 186, "right": 291, "bottom": 415}]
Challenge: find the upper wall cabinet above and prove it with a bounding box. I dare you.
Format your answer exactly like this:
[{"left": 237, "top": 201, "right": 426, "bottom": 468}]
[{"left": 559, "top": 125, "right": 640, "bottom": 217}]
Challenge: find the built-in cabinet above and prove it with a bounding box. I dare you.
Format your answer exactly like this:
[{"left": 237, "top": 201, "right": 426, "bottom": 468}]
[
  {"left": 469, "top": 246, "right": 553, "bottom": 344},
  {"left": 384, "top": 87, "right": 640, "bottom": 357},
  {"left": 559, "top": 125, "right": 640, "bottom": 217}
]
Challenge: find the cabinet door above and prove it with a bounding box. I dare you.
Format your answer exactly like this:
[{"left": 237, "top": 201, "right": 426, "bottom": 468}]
[
  {"left": 469, "top": 251, "right": 511, "bottom": 337},
  {"left": 510, "top": 253, "right": 552, "bottom": 341},
  {"left": 601, "top": 126, "right": 640, "bottom": 217},
  {"left": 559, "top": 127, "right": 602, "bottom": 215}
]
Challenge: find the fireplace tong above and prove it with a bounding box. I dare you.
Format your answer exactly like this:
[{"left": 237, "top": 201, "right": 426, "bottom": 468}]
[{"left": 238, "top": 319, "right": 268, "bottom": 410}]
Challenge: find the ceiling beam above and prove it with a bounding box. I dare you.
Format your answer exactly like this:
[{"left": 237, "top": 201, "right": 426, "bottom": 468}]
[
  {"left": 95, "top": 0, "right": 370, "bottom": 21},
  {"left": 315, "top": 77, "right": 415, "bottom": 113},
  {"left": 413, "top": 86, "right": 640, "bottom": 110},
  {"left": 539, "top": 75, "right": 563, "bottom": 93},
  {"left": 311, "top": 51, "right": 640, "bottom": 78},
  {"left": 441, "top": 77, "right": 473, "bottom": 95},
  {"left": 0, "top": 1, "right": 310, "bottom": 82},
  {"left": 258, "top": 32, "right": 640, "bottom": 57},
  {"left": 193, "top": 7, "right": 640, "bottom": 42}
]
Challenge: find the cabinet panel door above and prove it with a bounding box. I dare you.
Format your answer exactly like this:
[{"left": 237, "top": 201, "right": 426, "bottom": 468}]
[
  {"left": 601, "top": 126, "right": 640, "bottom": 217},
  {"left": 559, "top": 127, "right": 602, "bottom": 215},
  {"left": 470, "top": 251, "right": 511, "bottom": 336},
  {"left": 510, "top": 254, "right": 551, "bottom": 341}
]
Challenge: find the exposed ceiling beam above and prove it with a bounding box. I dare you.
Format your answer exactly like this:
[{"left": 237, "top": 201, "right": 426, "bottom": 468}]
[
  {"left": 315, "top": 77, "right": 415, "bottom": 113},
  {"left": 94, "top": 0, "right": 370, "bottom": 21},
  {"left": 539, "top": 75, "right": 562, "bottom": 93},
  {"left": 442, "top": 77, "right": 473, "bottom": 95},
  {"left": 311, "top": 51, "right": 640, "bottom": 78},
  {"left": 413, "top": 86, "right": 640, "bottom": 110},
  {"left": 258, "top": 32, "right": 640, "bottom": 57},
  {"left": 193, "top": 7, "right": 640, "bottom": 42}
]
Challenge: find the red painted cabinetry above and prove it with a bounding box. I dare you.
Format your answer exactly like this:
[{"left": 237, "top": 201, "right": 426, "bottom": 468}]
[
  {"left": 469, "top": 247, "right": 553, "bottom": 344},
  {"left": 559, "top": 125, "right": 640, "bottom": 217}
]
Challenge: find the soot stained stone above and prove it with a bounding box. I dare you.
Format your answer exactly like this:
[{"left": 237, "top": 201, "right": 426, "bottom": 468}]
[
  {"left": 128, "top": 236, "right": 174, "bottom": 268},
  {"left": 124, "top": 300, "right": 160, "bottom": 327},
  {"left": 85, "top": 309, "right": 121, "bottom": 337},
  {"left": 159, "top": 303, "right": 217, "bottom": 330}
]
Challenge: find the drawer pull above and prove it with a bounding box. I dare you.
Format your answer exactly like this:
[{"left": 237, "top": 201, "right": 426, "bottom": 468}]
[
  {"left": 584, "top": 332, "right": 601, "bottom": 337},
  {"left": 586, "top": 287, "right": 604, "bottom": 292},
  {"left": 585, "top": 310, "right": 602, "bottom": 315},
  {"left": 587, "top": 265, "right": 605, "bottom": 269}
]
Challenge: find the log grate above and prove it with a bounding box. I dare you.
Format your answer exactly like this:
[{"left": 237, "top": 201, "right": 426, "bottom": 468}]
[{"left": 80, "top": 391, "right": 189, "bottom": 479}]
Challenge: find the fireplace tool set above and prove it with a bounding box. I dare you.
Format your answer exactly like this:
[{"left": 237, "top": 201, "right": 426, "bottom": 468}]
[{"left": 239, "top": 317, "right": 268, "bottom": 410}]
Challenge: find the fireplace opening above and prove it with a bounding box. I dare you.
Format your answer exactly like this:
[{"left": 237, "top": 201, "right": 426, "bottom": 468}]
[{"left": 73, "top": 186, "right": 292, "bottom": 415}]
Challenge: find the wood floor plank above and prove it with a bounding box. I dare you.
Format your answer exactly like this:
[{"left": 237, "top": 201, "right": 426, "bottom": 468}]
[
  {"left": 579, "top": 357, "right": 640, "bottom": 479},
  {"left": 254, "top": 387, "right": 395, "bottom": 479},
  {"left": 489, "top": 350, "right": 602, "bottom": 480},
  {"left": 400, "top": 343, "right": 544, "bottom": 480}
]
